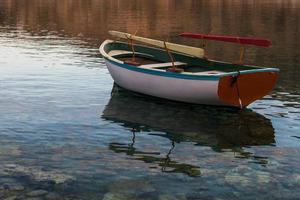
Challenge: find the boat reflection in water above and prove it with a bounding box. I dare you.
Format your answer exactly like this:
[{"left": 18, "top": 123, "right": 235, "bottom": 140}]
[{"left": 101, "top": 85, "right": 275, "bottom": 177}]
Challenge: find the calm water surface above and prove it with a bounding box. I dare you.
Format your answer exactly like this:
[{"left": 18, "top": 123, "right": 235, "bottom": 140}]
[{"left": 0, "top": 0, "right": 300, "bottom": 199}]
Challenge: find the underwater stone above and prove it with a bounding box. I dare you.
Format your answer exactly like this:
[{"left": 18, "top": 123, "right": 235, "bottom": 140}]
[
  {"left": 107, "top": 179, "right": 155, "bottom": 195},
  {"left": 102, "top": 192, "right": 132, "bottom": 200},
  {"left": 225, "top": 165, "right": 272, "bottom": 189},
  {"left": 4, "top": 164, "right": 75, "bottom": 184},
  {"left": 0, "top": 178, "right": 17, "bottom": 184},
  {"left": 4, "top": 164, "right": 17, "bottom": 169},
  {"left": 3, "top": 196, "right": 18, "bottom": 200},
  {"left": 0, "top": 146, "right": 21, "bottom": 156},
  {"left": 295, "top": 174, "right": 300, "bottom": 182},
  {"left": 26, "top": 189, "right": 48, "bottom": 197},
  {"left": 158, "top": 194, "right": 187, "bottom": 200},
  {"left": 7, "top": 184, "right": 24, "bottom": 191},
  {"left": 0, "top": 182, "right": 24, "bottom": 191},
  {"left": 45, "top": 192, "right": 61, "bottom": 200},
  {"left": 24, "top": 198, "right": 44, "bottom": 200},
  {"left": 266, "top": 159, "right": 281, "bottom": 170}
]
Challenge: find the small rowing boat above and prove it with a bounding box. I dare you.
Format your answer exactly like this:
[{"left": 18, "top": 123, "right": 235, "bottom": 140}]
[{"left": 99, "top": 31, "right": 279, "bottom": 108}]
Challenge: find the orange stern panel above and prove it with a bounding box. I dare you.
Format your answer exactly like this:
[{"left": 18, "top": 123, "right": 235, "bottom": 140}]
[{"left": 218, "top": 71, "right": 279, "bottom": 107}]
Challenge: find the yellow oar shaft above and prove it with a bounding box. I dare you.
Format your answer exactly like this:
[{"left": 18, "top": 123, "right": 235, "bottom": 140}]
[{"left": 108, "top": 30, "right": 204, "bottom": 58}]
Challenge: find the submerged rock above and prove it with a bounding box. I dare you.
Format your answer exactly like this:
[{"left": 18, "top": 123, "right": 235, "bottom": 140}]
[
  {"left": 3, "top": 164, "right": 75, "bottom": 184},
  {"left": 225, "top": 165, "right": 273, "bottom": 189},
  {"left": 102, "top": 192, "right": 132, "bottom": 200},
  {"left": 4, "top": 183, "right": 24, "bottom": 191},
  {"left": 0, "top": 146, "right": 22, "bottom": 156},
  {"left": 27, "top": 189, "right": 48, "bottom": 197},
  {"left": 3, "top": 196, "right": 18, "bottom": 200},
  {"left": 0, "top": 179, "right": 24, "bottom": 191},
  {"left": 0, "top": 178, "right": 17, "bottom": 184},
  {"left": 24, "top": 198, "right": 44, "bottom": 200},
  {"left": 45, "top": 192, "right": 61, "bottom": 200},
  {"left": 158, "top": 194, "right": 187, "bottom": 200},
  {"left": 107, "top": 178, "right": 155, "bottom": 195}
]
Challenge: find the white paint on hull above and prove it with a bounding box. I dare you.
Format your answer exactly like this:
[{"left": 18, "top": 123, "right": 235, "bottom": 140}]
[{"left": 106, "top": 60, "right": 227, "bottom": 106}]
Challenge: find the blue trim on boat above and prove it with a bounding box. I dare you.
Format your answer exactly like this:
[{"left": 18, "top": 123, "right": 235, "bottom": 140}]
[
  {"left": 223, "top": 67, "right": 280, "bottom": 76},
  {"left": 104, "top": 56, "right": 279, "bottom": 81}
]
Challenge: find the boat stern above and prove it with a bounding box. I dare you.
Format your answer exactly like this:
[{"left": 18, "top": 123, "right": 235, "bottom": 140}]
[{"left": 217, "top": 69, "right": 279, "bottom": 108}]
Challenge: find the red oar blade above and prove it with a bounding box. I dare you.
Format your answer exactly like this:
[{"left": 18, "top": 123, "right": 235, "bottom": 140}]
[{"left": 179, "top": 33, "right": 272, "bottom": 47}]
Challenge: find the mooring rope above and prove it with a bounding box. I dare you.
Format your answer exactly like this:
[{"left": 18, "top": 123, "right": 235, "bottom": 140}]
[{"left": 231, "top": 71, "right": 243, "bottom": 109}]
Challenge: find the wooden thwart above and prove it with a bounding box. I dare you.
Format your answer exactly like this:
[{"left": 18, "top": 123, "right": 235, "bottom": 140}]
[{"left": 139, "top": 62, "right": 186, "bottom": 69}]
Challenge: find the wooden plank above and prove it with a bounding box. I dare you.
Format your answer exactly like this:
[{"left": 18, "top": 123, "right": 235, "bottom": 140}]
[
  {"left": 108, "top": 31, "right": 204, "bottom": 58},
  {"left": 139, "top": 61, "right": 186, "bottom": 69}
]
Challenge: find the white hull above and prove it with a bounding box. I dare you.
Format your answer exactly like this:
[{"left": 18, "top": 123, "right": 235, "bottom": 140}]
[
  {"left": 106, "top": 60, "right": 226, "bottom": 106},
  {"left": 100, "top": 39, "right": 279, "bottom": 108}
]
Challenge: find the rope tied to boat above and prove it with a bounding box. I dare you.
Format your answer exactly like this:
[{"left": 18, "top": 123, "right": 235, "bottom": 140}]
[
  {"left": 163, "top": 41, "right": 175, "bottom": 68},
  {"left": 163, "top": 41, "right": 184, "bottom": 73},
  {"left": 125, "top": 33, "right": 136, "bottom": 61},
  {"left": 231, "top": 70, "right": 243, "bottom": 109},
  {"left": 123, "top": 31, "right": 141, "bottom": 66}
]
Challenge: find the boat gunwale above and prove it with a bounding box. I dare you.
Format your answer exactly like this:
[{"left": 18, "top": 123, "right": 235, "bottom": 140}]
[{"left": 99, "top": 39, "right": 279, "bottom": 80}]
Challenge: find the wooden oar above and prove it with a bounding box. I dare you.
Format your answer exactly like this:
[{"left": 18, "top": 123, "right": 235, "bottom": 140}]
[
  {"left": 179, "top": 32, "right": 272, "bottom": 47},
  {"left": 108, "top": 30, "right": 204, "bottom": 58}
]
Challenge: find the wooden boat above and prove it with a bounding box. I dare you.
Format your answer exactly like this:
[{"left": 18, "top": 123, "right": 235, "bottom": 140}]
[{"left": 99, "top": 31, "right": 279, "bottom": 108}]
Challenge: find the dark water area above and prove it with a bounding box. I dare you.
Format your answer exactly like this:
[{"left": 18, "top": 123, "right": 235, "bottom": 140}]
[{"left": 0, "top": 0, "right": 299, "bottom": 199}]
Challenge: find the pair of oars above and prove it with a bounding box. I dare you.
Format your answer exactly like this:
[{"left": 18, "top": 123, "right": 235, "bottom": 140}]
[{"left": 111, "top": 30, "right": 192, "bottom": 72}]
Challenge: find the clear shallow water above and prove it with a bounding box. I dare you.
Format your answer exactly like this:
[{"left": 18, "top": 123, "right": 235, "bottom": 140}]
[{"left": 0, "top": 0, "right": 299, "bottom": 199}]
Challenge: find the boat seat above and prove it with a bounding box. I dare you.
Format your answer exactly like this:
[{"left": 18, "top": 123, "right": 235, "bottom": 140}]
[
  {"left": 108, "top": 50, "right": 154, "bottom": 58},
  {"left": 139, "top": 62, "right": 187, "bottom": 69},
  {"left": 108, "top": 50, "right": 132, "bottom": 57},
  {"left": 193, "top": 70, "right": 224, "bottom": 75}
]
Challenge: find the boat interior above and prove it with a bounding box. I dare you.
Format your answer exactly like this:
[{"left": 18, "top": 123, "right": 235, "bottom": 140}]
[{"left": 105, "top": 41, "right": 265, "bottom": 75}]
